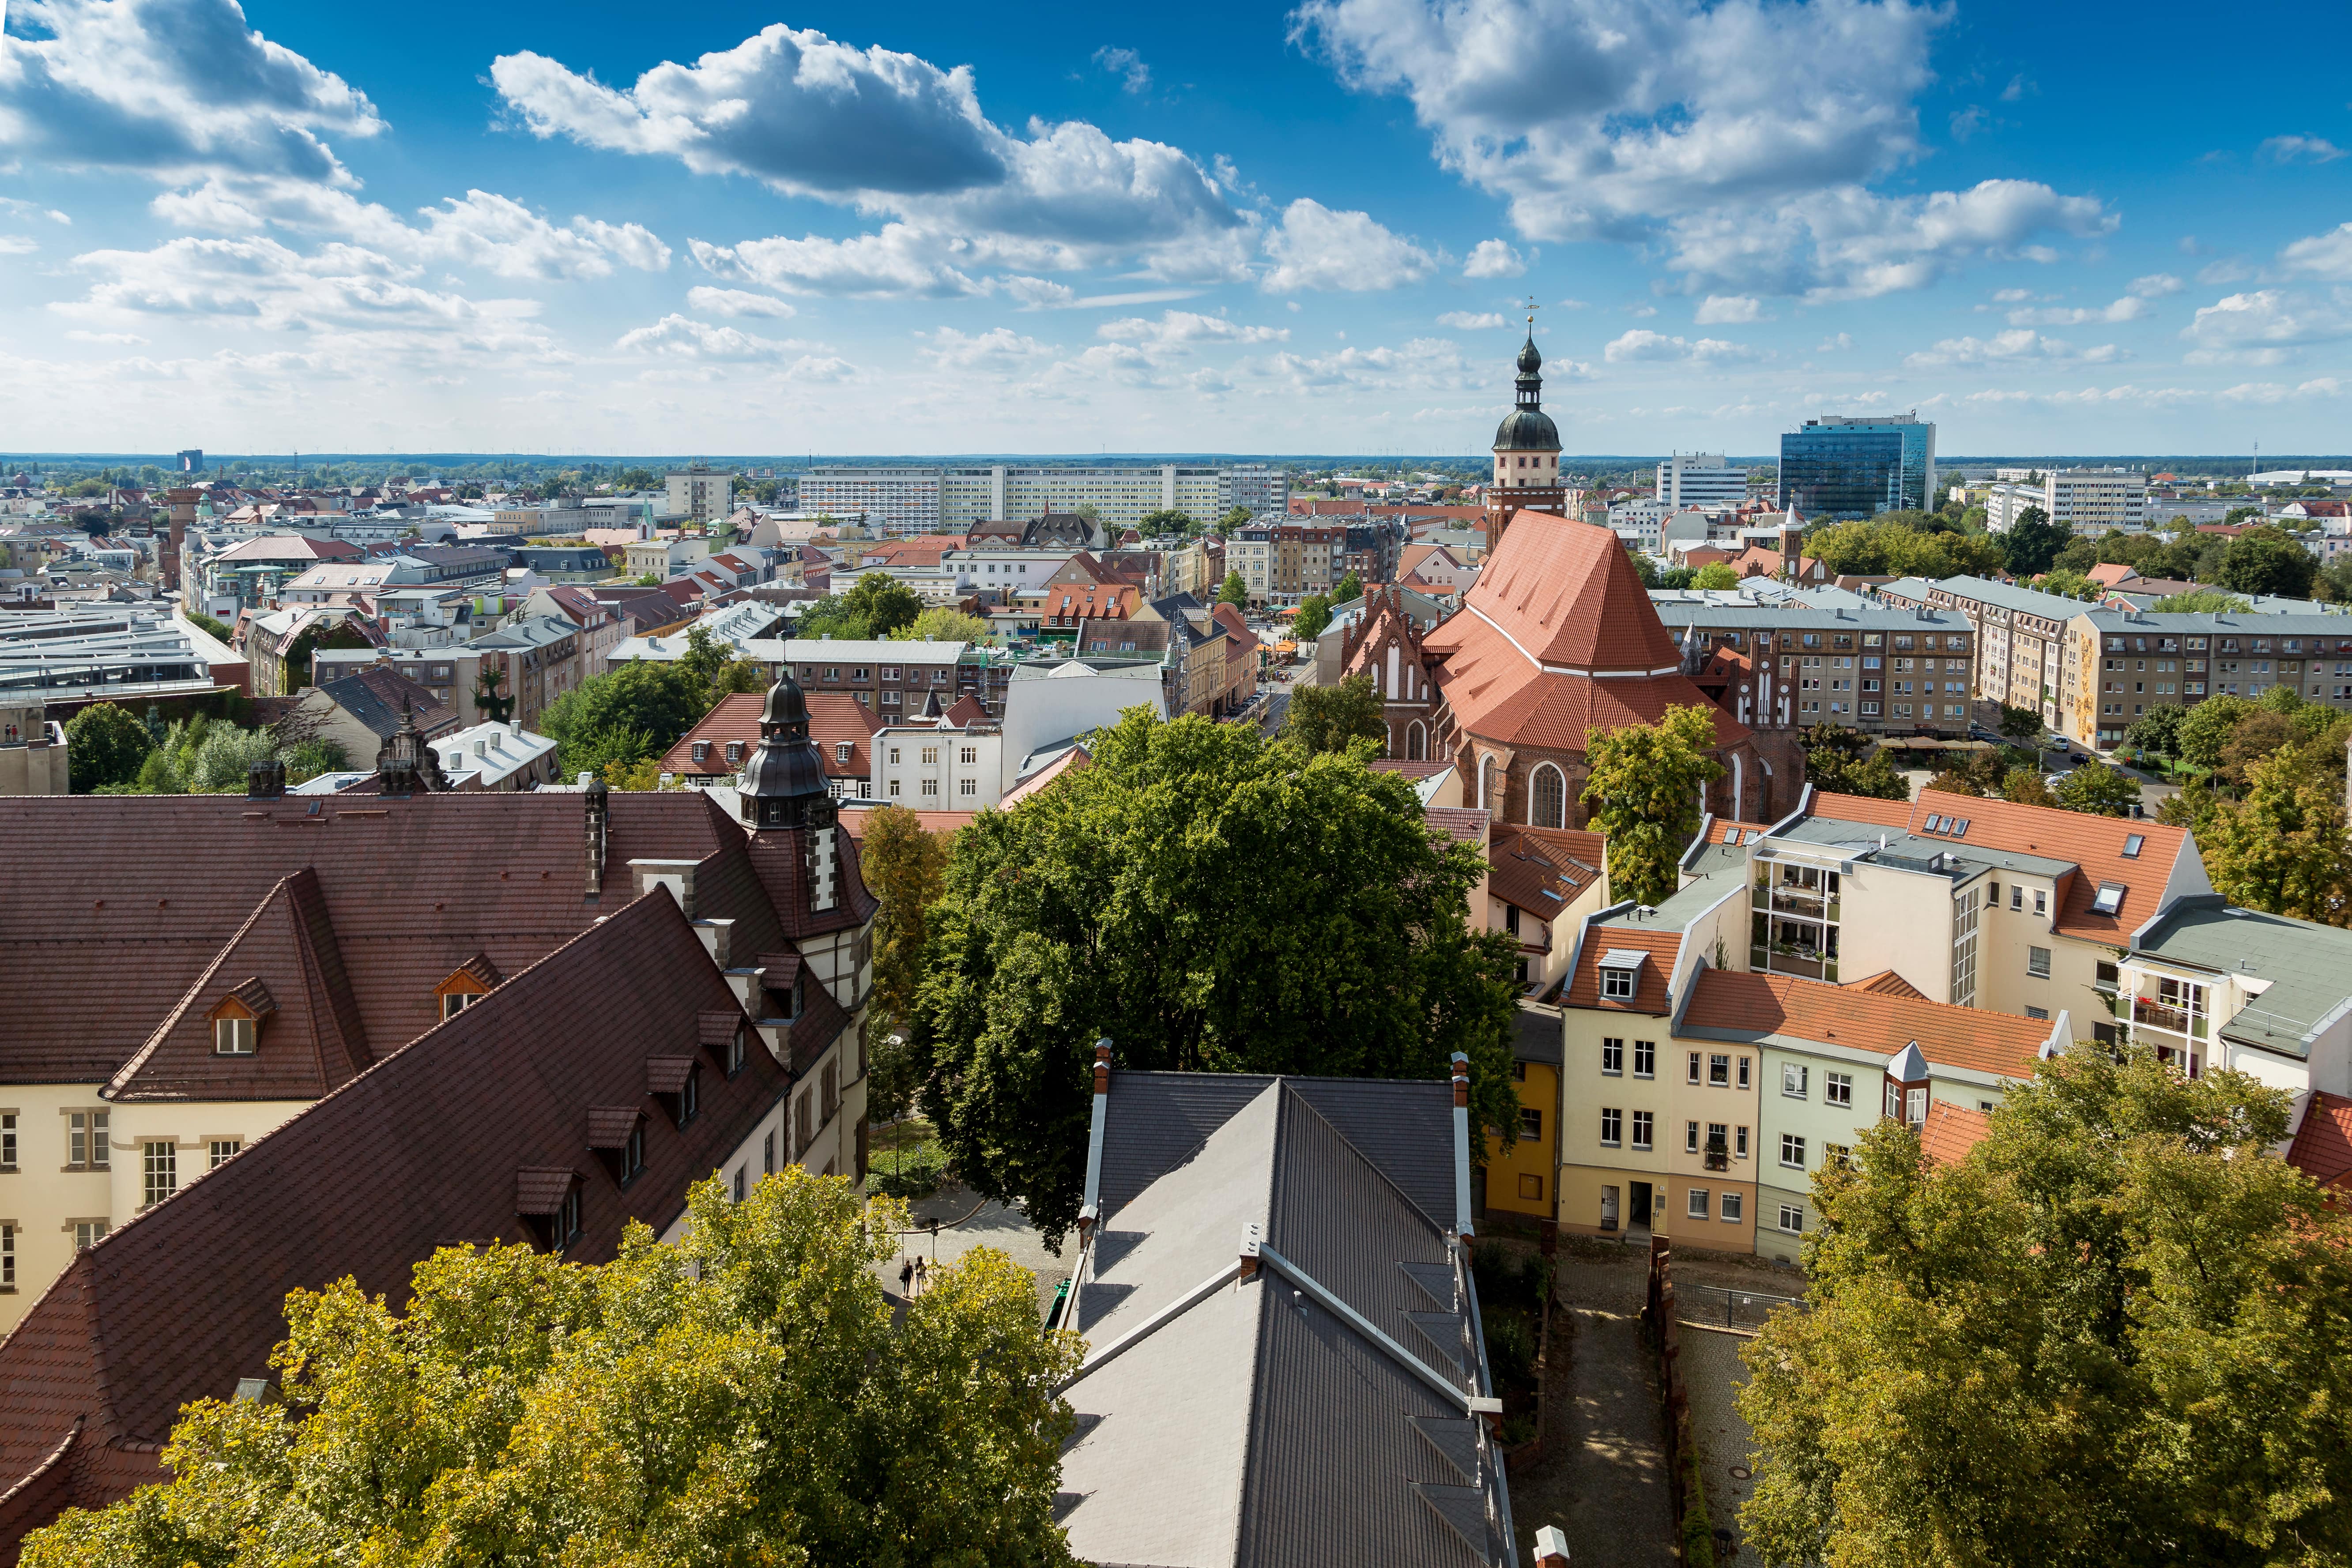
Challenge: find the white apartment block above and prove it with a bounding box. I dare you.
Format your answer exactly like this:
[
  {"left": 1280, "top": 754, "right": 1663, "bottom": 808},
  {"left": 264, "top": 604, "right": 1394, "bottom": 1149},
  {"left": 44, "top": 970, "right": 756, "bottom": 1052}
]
[
  {"left": 1656, "top": 453, "right": 1749, "bottom": 511},
  {"left": 798, "top": 464, "right": 1285, "bottom": 538},
  {"left": 1986, "top": 469, "right": 2147, "bottom": 534}
]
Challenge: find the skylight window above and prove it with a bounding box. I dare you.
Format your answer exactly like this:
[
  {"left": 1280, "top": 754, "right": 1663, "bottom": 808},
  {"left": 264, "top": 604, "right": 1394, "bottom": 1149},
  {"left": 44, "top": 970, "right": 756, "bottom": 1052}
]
[
  {"left": 2092, "top": 883, "right": 2126, "bottom": 916},
  {"left": 1925, "top": 814, "right": 1944, "bottom": 832},
  {"left": 2122, "top": 834, "right": 2145, "bottom": 859}
]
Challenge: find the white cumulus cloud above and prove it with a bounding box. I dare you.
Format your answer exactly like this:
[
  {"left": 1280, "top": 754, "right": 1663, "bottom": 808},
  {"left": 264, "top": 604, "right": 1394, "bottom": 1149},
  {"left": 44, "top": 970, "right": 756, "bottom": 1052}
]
[
  {"left": 1437, "top": 310, "right": 1508, "bottom": 328},
  {"left": 684, "top": 286, "right": 797, "bottom": 318},
  {"left": 2182, "top": 290, "right": 2352, "bottom": 364},
  {"left": 1097, "top": 310, "right": 1289, "bottom": 347},
  {"left": 2005, "top": 296, "right": 2152, "bottom": 327},
  {"left": 1260, "top": 199, "right": 1436, "bottom": 293},
  {"left": 615, "top": 314, "right": 803, "bottom": 360},
  {"left": 2280, "top": 222, "right": 2352, "bottom": 282},
  {"left": 1693, "top": 294, "right": 1765, "bottom": 324},
  {"left": 1603, "top": 328, "right": 1758, "bottom": 363},
  {"left": 2258, "top": 135, "right": 2346, "bottom": 165},
  {"left": 1463, "top": 238, "right": 1525, "bottom": 278},
  {"left": 1903, "top": 328, "right": 2124, "bottom": 368}
]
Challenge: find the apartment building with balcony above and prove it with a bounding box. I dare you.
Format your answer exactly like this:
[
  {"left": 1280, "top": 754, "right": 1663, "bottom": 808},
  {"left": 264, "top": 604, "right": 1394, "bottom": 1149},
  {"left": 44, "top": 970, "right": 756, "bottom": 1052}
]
[
  {"left": 2121, "top": 900, "right": 2352, "bottom": 1112},
  {"left": 2062, "top": 606, "right": 2352, "bottom": 750},
  {"left": 1877, "top": 574, "right": 2084, "bottom": 729},
  {"left": 1656, "top": 592, "right": 1975, "bottom": 738}
]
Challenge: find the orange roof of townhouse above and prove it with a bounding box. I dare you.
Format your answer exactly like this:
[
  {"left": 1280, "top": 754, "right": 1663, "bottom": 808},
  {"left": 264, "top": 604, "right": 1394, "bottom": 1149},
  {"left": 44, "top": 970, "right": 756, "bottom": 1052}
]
[
  {"left": 1044, "top": 583, "right": 1138, "bottom": 621},
  {"left": 1562, "top": 924, "right": 1681, "bottom": 1015},
  {"left": 1920, "top": 1101, "right": 1993, "bottom": 1164},
  {"left": 2084, "top": 562, "right": 2145, "bottom": 588},
  {"left": 1805, "top": 789, "right": 2191, "bottom": 943},
  {"left": 1846, "top": 969, "right": 1929, "bottom": 1000},
  {"left": 1683, "top": 970, "right": 2053, "bottom": 1078},
  {"left": 2288, "top": 1090, "right": 2352, "bottom": 1191}
]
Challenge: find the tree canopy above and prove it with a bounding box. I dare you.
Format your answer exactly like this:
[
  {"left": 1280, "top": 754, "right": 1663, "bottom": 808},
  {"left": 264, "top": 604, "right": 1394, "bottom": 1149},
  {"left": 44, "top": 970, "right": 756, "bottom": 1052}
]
[
  {"left": 2214, "top": 527, "right": 2318, "bottom": 599},
  {"left": 1333, "top": 570, "right": 1363, "bottom": 605},
  {"left": 913, "top": 711, "right": 1520, "bottom": 1244},
  {"left": 1581, "top": 705, "right": 1723, "bottom": 907},
  {"left": 1281, "top": 671, "right": 1387, "bottom": 755},
  {"left": 1217, "top": 569, "right": 1248, "bottom": 607},
  {"left": 799, "top": 573, "right": 925, "bottom": 642},
  {"left": 1797, "top": 723, "right": 1907, "bottom": 801},
  {"left": 63, "top": 702, "right": 153, "bottom": 792},
  {"left": 1739, "top": 1044, "right": 2352, "bottom": 1568},
  {"left": 1137, "top": 508, "right": 1196, "bottom": 537},
  {"left": 1804, "top": 517, "right": 2005, "bottom": 580},
  {"left": 2200, "top": 745, "right": 2352, "bottom": 925},
  {"left": 540, "top": 659, "right": 712, "bottom": 779},
  {"left": 1291, "top": 592, "right": 1333, "bottom": 641},
  {"left": 21, "top": 1172, "right": 1081, "bottom": 1568},
  {"left": 892, "top": 607, "right": 994, "bottom": 645},
  {"left": 2054, "top": 761, "right": 2142, "bottom": 817},
  {"left": 1692, "top": 562, "right": 1741, "bottom": 591},
  {"left": 1999, "top": 506, "right": 2073, "bottom": 578}
]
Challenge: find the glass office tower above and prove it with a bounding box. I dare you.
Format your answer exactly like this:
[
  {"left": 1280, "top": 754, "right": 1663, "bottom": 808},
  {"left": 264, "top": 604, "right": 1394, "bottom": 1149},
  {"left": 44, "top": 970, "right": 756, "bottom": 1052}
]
[{"left": 1778, "top": 414, "right": 1937, "bottom": 518}]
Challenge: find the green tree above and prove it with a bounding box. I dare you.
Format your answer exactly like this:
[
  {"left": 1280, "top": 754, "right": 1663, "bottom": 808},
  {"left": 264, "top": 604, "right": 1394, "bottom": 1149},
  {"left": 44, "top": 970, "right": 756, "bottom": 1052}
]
[
  {"left": 2216, "top": 526, "right": 2318, "bottom": 599},
  {"left": 892, "top": 607, "right": 994, "bottom": 645},
  {"left": 838, "top": 572, "right": 925, "bottom": 639},
  {"left": 182, "top": 609, "right": 234, "bottom": 641},
  {"left": 2200, "top": 746, "right": 2352, "bottom": 924},
  {"left": 1333, "top": 569, "right": 1363, "bottom": 605},
  {"left": 1137, "top": 508, "right": 1196, "bottom": 537},
  {"left": 913, "top": 711, "right": 1520, "bottom": 1244},
  {"left": 1692, "top": 562, "right": 1741, "bottom": 591},
  {"left": 2122, "top": 705, "right": 2186, "bottom": 767},
  {"left": 1292, "top": 592, "right": 1332, "bottom": 641},
  {"left": 1798, "top": 723, "right": 1907, "bottom": 800},
  {"left": 1217, "top": 569, "right": 1248, "bottom": 607},
  {"left": 2055, "top": 761, "right": 2141, "bottom": 817},
  {"left": 1739, "top": 1044, "right": 2352, "bottom": 1568},
  {"left": 2037, "top": 567, "right": 2099, "bottom": 600},
  {"left": 1581, "top": 705, "right": 1724, "bottom": 907},
  {"left": 863, "top": 803, "right": 953, "bottom": 1039},
  {"left": 2000, "top": 506, "right": 2073, "bottom": 577},
  {"left": 63, "top": 702, "right": 154, "bottom": 792},
  {"left": 1220, "top": 505, "right": 1253, "bottom": 530},
  {"left": 1282, "top": 671, "right": 1387, "bottom": 754},
  {"left": 2152, "top": 589, "right": 2253, "bottom": 612},
  {"left": 1623, "top": 544, "right": 1661, "bottom": 588},
  {"left": 1996, "top": 704, "right": 2046, "bottom": 748},
  {"left": 540, "top": 661, "right": 707, "bottom": 779},
  {"left": 2178, "top": 694, "right": 2252, "bottom": 771},
  {"left": 21, "top": 1172, "right": 1080, "bottom": 1568},
  {"left": 2224, "top": 503, "right": 2265, "bottom": 525},
  {"left": 1998, "top": 766, "right": 2054, "bottom": 806}
]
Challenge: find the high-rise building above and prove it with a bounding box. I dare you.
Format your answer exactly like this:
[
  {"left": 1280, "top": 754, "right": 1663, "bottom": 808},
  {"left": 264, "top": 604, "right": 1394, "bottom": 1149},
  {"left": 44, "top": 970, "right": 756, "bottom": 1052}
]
[
  {"left": 1656, "top": 452, "right": 1747, "bottom": 510},
  {"left": 1777, "top": 414, "right": 1936, "bottom": 519},
  {"left": 174, "top": 449, "right": 204, "bottom": 473},
  {"left": 665, "top": 466, "right": 734, "bottom": 526},
  {"left": 796, "top": 464, "right": 1284, "bottom": 538},
  {"left": 1984, "top": 468, "right": 2147, "bottom": 533}
]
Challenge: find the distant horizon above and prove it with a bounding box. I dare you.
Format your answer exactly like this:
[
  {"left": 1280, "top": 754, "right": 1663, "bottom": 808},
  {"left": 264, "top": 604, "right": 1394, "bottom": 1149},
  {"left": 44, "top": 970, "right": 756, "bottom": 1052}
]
[{"left": 12, "top": 451, "right": 2351, "bottom": 471}]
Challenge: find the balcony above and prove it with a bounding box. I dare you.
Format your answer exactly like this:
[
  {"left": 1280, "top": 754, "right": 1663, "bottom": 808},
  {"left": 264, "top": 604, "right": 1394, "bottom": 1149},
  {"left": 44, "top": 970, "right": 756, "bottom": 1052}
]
[
  {"left": 1768, "top": 891, "right": 1839, "bottom": 920},
  {"left": 2132, "top": 999, "right": 2208, "bottom": 1038},
  {"left": 1704, "top": 1146, "right": 1730, "bottom": 1172}
]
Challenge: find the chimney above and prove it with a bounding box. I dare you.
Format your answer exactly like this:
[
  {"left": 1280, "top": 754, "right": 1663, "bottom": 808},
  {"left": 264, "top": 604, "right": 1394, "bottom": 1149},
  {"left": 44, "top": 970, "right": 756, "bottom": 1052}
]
[
  {"left": 584, "top": 776, "right": 609, "bottom": 895},
  {"left": 1450, "top": 1051, "right": 1474, "bottom": 1243},
  {"left": 1535, "top": 1525, "right": 1571, "bottom": 1566},
  {"left": 1078, "top": 1038, "right": 1112, "bottom": 1244}
]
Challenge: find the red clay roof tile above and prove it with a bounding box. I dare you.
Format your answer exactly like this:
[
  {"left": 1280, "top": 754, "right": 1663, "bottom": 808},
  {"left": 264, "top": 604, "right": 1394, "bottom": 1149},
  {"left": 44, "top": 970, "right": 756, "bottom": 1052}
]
[{"left": 1684, "top": 970, "right": 2049, "bottom": 1078}]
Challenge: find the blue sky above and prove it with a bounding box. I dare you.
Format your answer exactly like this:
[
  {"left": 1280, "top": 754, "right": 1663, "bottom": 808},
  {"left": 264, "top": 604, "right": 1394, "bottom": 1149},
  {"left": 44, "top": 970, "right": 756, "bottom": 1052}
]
[{"left": 2, "top": 0, "right": 2347, "bottom": 458}]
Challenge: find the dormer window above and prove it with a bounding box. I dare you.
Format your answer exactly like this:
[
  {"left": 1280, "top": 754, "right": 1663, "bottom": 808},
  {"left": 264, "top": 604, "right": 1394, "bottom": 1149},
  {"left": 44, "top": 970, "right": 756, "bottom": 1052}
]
[
  {"left": 435, "top": 955, "right": 500, "bottom": 1019},
  {"left": 587, "top": 1107, "right": 647, "bottom": 1186},
  {"left": 517, "top": 1167, "right": 584, "bottom": 1251},
  {"left": 442, "top": 991, "right": 476, "bottom": 1021},
  {"left": 209, "top": 982, "right": 273, "bottom": 1054},
  {"left": 215, "top": 1011, "right": 256, "bottom": 1055},
  {"left": 692, "top": 741, "right": 712, "bottom": 762},
  {"left": 835, "top": 742, "right": 852, "bottom": 763},
  {"left": 725, "top": 741, "right": 745, "bottom": 765},
  {"left": 1597, "top": 950, "right": 1643, "bottom": 1001},
  {"left": 648, "top": 1055, "right": 701, "bottom": 1127}
]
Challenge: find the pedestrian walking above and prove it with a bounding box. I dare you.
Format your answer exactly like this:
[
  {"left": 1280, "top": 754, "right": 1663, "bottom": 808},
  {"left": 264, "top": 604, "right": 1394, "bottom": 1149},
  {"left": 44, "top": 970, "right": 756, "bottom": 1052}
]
[
  {"left": 898, "top": 1259, "right": 914, "bottom": 1297},
  {"left": 913, "top": 1256, "right": 929, "bottom": 1297}
]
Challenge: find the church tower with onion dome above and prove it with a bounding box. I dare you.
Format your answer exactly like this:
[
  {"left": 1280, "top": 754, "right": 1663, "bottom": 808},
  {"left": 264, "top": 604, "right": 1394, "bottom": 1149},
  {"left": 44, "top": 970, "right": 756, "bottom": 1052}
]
[{"left": 1485, "top": 314, "right": 1567, "bottom": 556}]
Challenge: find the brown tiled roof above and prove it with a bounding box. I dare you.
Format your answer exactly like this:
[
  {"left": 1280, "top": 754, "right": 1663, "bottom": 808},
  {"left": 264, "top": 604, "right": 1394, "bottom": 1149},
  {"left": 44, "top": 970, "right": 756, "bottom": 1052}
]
[
  {"left": 1489, "top": 825, "right": 1603, "bottom": 916},
  {"left": 320, "top": 667, "right": 460, "bottom": 743},
  {"left": 1919, "top": 1101, "right": 1992, "bottom": 1165},
  {"left": 1683, "top": 970, "right": 2049, "bottom": 1077},
  {"left": 645, "top": 1055, "right": 697, "bottom": 1094},
  {"left": 1846, "top": 969, "right": 1929, "bottom": 1000},
  {"left": 1561, "top": 925, "right": 1680, "bottom": 1014},
  {"left": 2288, "top": 1090, "right": 2352, "bottom": 1191},
  {"left": 660, "top": 692, "right": 878, "bottom": 780},
  {"left": 0, "top": 891, "right": 789, "bottom": 1538},
  {"left": 1809, "top": 790, "right": 2188, "bottom": 942},
  {"left": 1425, "top": 806, "right": 1489, "bottom": 845},
  {"left": 514, "top": 1167, "right": 579, "bottom": 1215},
  {"left": 0, "top": 790, "right": 806, "bottom": 1087}
]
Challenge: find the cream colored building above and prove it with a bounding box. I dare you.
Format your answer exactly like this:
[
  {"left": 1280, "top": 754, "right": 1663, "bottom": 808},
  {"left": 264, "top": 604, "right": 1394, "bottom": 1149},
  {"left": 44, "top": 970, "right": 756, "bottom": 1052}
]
[{"left": 0, "top": 702, "right": 67, "bottom": 794}]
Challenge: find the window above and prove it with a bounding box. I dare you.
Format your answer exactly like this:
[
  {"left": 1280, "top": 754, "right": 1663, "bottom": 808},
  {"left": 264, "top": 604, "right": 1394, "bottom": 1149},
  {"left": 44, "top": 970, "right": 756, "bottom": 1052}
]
[
  {"left": 1780, "top": 1133, "right": 1806, "bottom": 1169},
  {"left": 1, "top": 1224, "right": 11, "bottom": 1289},
  {"left": 2091, "top": 883, "right": 2125, "bottom": 916},
  {"left": 920, "top": 779, "right": 939, "bottom": 797},
  {"left": 73, "top": 1220, "right": 107, "bottom": 1251},
  {"left": 0, "top": 1111, "right": 14, "bottom": 1172},
  {"left": 1530, "top": 764, "right": 1567, "bottom": 829},
  {"left": 441, "top": 991, "right": 477, "bottom": 1021},
  {"left": 724, "top": 741, "right": 745, "bottom": 766},
  {"left": 1600, "top": 965, "right": 1634, "bottom": 1001},
  {"left": 69, "top": 1109, "right": 108, "bottom": 1169},
  {"left": 2010, "top": 886, "right": 2023, "bottom": 911},
  {"left": 213, "top": 1006, "right": 259, "bottom": 1052},
  {"left": 2026, "top": 1005, "right": 2050, "bottom": 1020},
  {"left": 1687, "top": 1052, "right": 1701, "bottom": 1085},
  {"left": 1721, "top": 1191, "right": 1743, "bottom": 1223},
  {"left": 724, "top": 1027, "right": 746, "bottom": 1077},
  {"left": 1601, "top": 1037, "right": 1624, "bottom": 1075},
  {"left": 2033, "top": 889, "right": 2048, "bottom": 917},
  {"left": 2122, "top": 833, "right": 2145, "bottom": 859},
  {"left": 920, "top": 746, "right": 939, "bottom": 765},
  {"left": 1685, "top": 1120, "right": 1700, "bottom": 1154},
  {"left": 1631, "top": 1111, "right": 1653, "bottom": 1151},
  {"left": 209, "top": 1138, "right": 241, "bottom": 1168},
  {"left": 620, "top": 1121, "right": 645, "bottom": 1184},
  {"left": 1633, "top": 1040, "right": 1655, "bottom": 1078},
  {"left": 1688, "top": 1188, "right": 1711, "bottom": 1220},
  {"left": 888, "top": 780, "right": 901, "bottom": 797},
  {"left": 1737, "top": 1056, "right": 1752, "bottom": 1089},
  {"left": 959, "top": 777, "right": 977, "bottom": 797},
  {"left": 1778, "top": 1204, "right": 1805, "bottom": 1235},
  {"left": 1736, "top": 1126, "right": 1749, "bottom": 1158},
  {"left": 763, "top": 1130, "right": 776, "bottom": 1175},
  {"left": 889, "top": 747, "right": 901, "bottom": 764},
  {"left": 733, "top": 1166, "right": 747, "bottom": 1203},
  {"left": 1600, "top": 1108, "right": 1623, "bottom": 1147},
  {"left": 835, "top": 742, "right": 853, "bottom": 764},
  {"left": 142, "top": 1140, "right": 177, "bottom": 1209},
  {"left": 679, "top": 1065, "right": 701, "bottom": 1125},
  {"left": 691, "top": 741, "right": 711, "bottom": 762},
  {"left": 1782, "top": 1063, "right": 1809, "bottom": 1099},
  {"left": 960, "top": 746, "right": 977, "bottom": 765},
  {"left": 2027, "top": 945, "right": 2051, "bottom": 979},
  {"left": 553, "top": 1185, "right": 581, "bottom": 1250},
  {"left": 1906, "top": 1087, "right": 1928, "bottom": 1125},
  {"left": 1708, "top": 1054, "right": 1730, "bottom": 1087}
]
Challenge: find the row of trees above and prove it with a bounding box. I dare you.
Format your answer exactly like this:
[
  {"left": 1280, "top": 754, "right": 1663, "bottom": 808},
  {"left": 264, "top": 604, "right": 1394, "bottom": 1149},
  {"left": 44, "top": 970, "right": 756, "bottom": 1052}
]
[
  {"left": 797, "top": 572, "right": 989, "bottom": 646},
  {"left": 63, "top": 705, "right": 347, "bottom": 795}
]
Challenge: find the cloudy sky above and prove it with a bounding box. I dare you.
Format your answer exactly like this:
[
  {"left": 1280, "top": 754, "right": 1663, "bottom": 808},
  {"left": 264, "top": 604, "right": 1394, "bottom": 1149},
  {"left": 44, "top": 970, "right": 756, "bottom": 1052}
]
[{"left": 2, "top": 0, "right": 2347, "bottom": 458}]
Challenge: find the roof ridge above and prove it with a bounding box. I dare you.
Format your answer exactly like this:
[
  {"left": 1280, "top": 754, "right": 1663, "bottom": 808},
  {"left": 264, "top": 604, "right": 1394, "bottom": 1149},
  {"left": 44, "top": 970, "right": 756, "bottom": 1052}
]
[{"left": 1271, "top": 1079, "right": 1453, "bottom": 1241}]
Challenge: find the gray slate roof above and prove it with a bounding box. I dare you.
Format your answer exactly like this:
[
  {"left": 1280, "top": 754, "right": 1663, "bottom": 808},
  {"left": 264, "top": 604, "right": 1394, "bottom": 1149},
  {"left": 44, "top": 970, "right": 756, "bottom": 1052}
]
[
  {"left": 2131, "top": 895, "right": 2352, "bottom": 1061},
  {"left": 1061, "top": 1073, "right": 1511, "bottom": 1568}
]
